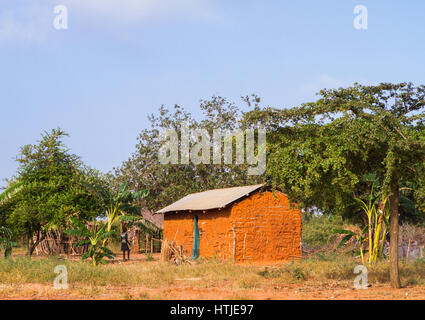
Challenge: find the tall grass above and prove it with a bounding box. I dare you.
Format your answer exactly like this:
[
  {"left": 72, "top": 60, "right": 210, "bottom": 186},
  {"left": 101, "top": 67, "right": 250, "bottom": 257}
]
[
  {"left": 257, "top": 254, "right": 425, "bottom": 286},
  {"left": 1, "top": 254, "right": 425, "bottom": 289},
  {"left": 0, "top": 257, "right": 259, "bottom": 288}
]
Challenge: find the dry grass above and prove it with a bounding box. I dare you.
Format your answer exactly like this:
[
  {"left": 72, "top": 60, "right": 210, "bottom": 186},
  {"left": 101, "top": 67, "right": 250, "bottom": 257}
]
[
  {"left": 0, "top": 256, "right": 261, "bottom": 288},
  {"left": 2, "top": 253, "right": 425, "bottom": 299},
  {"left": 256, "top": 253, "right": 425, "bottom": 286}
]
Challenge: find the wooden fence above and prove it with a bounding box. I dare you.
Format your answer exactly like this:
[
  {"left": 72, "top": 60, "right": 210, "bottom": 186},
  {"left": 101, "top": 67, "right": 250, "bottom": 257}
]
[{"left": 133, "top": 233, "right": 162, "bottom": 253}]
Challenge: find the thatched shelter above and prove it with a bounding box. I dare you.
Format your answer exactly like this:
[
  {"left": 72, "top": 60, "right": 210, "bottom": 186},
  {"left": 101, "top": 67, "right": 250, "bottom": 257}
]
[
  {"left": 33, "top": 227, "right": 90, "bottom": 256},
  {"left": 128, "top": 208, "right": 163, "bottom": 254}
]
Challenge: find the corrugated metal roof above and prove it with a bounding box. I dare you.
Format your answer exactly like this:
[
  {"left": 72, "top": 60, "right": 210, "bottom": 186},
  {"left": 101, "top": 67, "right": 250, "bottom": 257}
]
[{"left": 156, "top": 184, "right": 264, "bottom": 214}]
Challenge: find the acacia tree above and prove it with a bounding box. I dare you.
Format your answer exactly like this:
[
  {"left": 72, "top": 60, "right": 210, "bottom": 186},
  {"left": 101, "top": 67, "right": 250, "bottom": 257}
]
[
  {"left": 0, "top": 129, "right": 106, "bottom": 256},
  {"left": 245, "top": 83, "right": 425, "bottom": 288}
]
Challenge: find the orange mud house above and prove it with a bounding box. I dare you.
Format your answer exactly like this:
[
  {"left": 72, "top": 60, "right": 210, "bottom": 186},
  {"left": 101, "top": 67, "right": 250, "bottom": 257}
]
[{"left": 157, "top": 184, "right": 302, "bottom": 262}]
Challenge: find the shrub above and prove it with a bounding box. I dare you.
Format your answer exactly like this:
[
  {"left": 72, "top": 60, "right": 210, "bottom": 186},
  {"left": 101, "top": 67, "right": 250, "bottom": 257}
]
[{"left": 302, "top": 214, "right": 345, "bottom": 249}]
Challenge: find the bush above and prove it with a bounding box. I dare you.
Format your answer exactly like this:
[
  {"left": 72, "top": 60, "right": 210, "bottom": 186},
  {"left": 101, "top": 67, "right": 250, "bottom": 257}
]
[{"left": 302, "top": 214, "right": 345, "bottom": 249}]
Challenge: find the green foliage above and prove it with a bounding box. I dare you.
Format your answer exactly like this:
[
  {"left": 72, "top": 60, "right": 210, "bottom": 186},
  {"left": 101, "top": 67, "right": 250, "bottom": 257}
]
[
  {"left": 0, "top": 128, "right": 108, "bottom": 256},
  {"left": 0, "top": 182, "right": 23, "bottom": 205},
  {"left": 102, "top": 182, "right": 148, "bottom": 234},
  {"left": 357, "top": 188, "right": 389, "bottom": 265},
  {"left": 82, "top": 181, "right": 150, "bottom": 247},
  {"left": 332, "top": 182, "right": 390, "bottom": 265},
  {"left": 333, "top": 228, "right": 360, "bottom": 248},
  {"left": 334, "top": 226, "right": 369, "bottom": 264},
  {"left": 0, "top": 181, "right": 23, "bottom": 230},
  {"left": 245, "top": 83, "right": 425, "bottom": 217},
  {"left": 0, "top": 227, "right": 17, "bottom": 258},
  {"left": 243, "top": 83, "right": 425, "bottom": 287},
  {"left": 115, "top": 96, "right": 263, "bottom": 211},
  {"left": 302, "top": 214, "right": 345, "bottom": 248},
  {"left": 65, "top": 217, "right": 115, "bottom": 266},
  {"left": 291, "top": 267, "right": 306, "bottom": 281}
]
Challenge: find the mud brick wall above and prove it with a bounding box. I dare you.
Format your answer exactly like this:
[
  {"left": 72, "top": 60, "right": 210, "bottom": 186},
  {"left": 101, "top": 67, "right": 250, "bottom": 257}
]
[
  {"left": 163, "top": 190, "right": 302, "bottom": 262},
  {"left": 163, "top": 207, "right": 234, "bottom": 260},
  {"left": 230, "top": 191, "right": 302, "bottom": 262}
]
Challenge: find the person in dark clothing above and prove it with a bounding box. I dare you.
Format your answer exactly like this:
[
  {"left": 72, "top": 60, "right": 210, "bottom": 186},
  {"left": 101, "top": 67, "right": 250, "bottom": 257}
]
[{"left": 121, "top": 226, "right": 130, "bottom": 261}]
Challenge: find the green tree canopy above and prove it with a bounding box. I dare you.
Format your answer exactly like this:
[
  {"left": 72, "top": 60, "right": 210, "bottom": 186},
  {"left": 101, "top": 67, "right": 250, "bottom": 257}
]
[
  {"left": 115, "top": 96, "right": 263, "bottom": 211},
  {"left": 0, "top": 128, "right": 108, "bottom": 256},
  {"left": 244, "top": 82, "right": 425, "bottom": 288}
]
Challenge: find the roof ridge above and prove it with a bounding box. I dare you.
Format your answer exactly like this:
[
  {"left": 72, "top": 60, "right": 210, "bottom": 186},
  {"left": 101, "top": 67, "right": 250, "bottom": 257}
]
[
  {"left": 187, "top": 183, "right": 263, "bottom": 195},
  {"left": 156, "top": 184, "right": 265, "bottom": 214}
]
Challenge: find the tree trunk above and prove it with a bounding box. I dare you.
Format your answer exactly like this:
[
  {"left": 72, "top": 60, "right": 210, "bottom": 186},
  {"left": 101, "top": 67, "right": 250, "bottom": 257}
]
[
  {"left": 27, "top": 239, "right": 35, "bottom": 256},
  {"left": 389, "top": 179, "right": 401, "bottom": 288},
  {"left": 27, "top": 229, "right": 43, "bottom": 257},
  {"left": 27, "top": 229, "right": 33, "bottom": 257}
]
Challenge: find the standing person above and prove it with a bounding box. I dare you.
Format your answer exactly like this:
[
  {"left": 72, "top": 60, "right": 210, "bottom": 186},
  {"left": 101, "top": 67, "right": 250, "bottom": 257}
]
[{"left": 121, "top": 226, "right": 130, "bottom": 261}]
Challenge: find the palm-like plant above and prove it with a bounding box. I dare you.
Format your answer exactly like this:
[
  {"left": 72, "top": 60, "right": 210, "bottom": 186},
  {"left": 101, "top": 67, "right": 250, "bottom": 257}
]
[
  {"left": 84, "top": 182, "right": 148, "bottom": 244},
  {"left": 65, "top": 217, "right": 115, "bottom": 265},
  {"left": 106, "top": 183, "right": 148, "bottom": 228},
  {"left": 0, "top": 181, "right": 23, "bottom": 205},
  {"left": 335, "top": 180, "right": 390, "bottom": 265},
  {"left": 0, "top": 227, "right": 17, "bottom": 258},
  {"left": 334, "top": 225, "right": 369, "bottom": 264},
  {"left": 0, "top": 183, "right": 21, "bottom": 258}
]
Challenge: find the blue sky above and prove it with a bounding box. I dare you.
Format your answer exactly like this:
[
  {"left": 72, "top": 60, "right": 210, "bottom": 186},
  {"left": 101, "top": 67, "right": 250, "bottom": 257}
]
[{"left": 1, "top": 0, "right": 425, "bottom": 187}]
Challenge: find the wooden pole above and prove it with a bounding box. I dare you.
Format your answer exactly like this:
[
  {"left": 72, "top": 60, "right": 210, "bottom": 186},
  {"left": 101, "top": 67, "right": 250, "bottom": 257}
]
[
  {"left": 243, "top": 233, "right": 246, "bottom": 259},
  {"left": 232, "top": 224, "right": 236, "bottom": 261}
]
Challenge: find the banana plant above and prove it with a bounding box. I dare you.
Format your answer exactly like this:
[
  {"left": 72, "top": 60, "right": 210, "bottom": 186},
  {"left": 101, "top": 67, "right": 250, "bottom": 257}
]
[
  {"left": 356, "top": 181, "right": 379, "bottom": 261},
  {"left": 334, "top": 225, "right": 369, "bottom": 264},
  {"left": 103, "top": 183, "right": 148, "bottom": 244},
  {"left": 371, "top": 197, "right": 390, "bottom": 264},
  {"left": 0, "top": 226, "right": 17, "bottom": 258},
  {"left": 0, "top": 182, "right": 22, "bottom": 258},
  {"left": 355, "top": 193, "right": 376, "bottom": 265},
  {"left": 0, "top": 181, "right": 23, "bottom": 205},
  {"left": 335, "top": 180, "right": 390, "bottom": 265},
  {"left": 355, "top": 190, "right": 390, "bottom": 264},
  {"left": 83, "top": 181, "right": 148, "bottom": 245},
  {"left": 65, "top": 217, "right": 115, "bottom": 266}
]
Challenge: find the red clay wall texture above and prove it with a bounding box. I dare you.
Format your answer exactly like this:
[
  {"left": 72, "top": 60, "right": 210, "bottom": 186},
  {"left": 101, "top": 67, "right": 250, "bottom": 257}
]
[{"left": 163, "top": 191, "right": 302, "bottom": 262}]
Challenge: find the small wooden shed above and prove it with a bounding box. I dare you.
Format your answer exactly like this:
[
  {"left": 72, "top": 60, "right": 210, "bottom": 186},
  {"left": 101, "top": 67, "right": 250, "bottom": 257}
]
[{"left": 157, "top": 184, "right": 302, "bottom": 262}]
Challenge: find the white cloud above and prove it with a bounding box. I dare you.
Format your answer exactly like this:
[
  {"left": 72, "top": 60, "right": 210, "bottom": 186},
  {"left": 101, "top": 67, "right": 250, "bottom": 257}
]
[
  {"left": 0, "top": 4, "right": 52, "bottom": 45},
  {"left": 0, "top": 0, "right": 219, "bottom": 45},
  {"left": 62, "top": 0, "right": 219, "bottom": 27}
]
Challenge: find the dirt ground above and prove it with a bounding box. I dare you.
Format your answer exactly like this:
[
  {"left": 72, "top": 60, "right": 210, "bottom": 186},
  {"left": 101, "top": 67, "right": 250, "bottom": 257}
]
[
  {"left": 1, "top": 252, "right": 424, "bottom": 300},
  {"left": 1, "top": 281, "right": 424, "bottom": 300}
]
